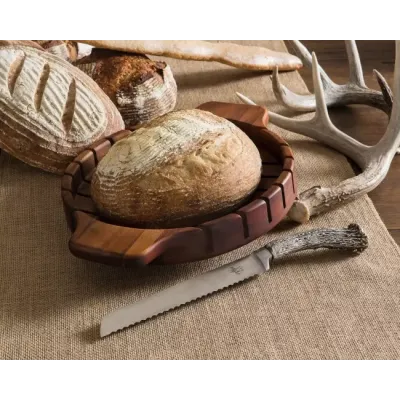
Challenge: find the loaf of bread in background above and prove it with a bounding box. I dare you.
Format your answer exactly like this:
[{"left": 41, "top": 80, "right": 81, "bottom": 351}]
[
  {"left": 0, "top": 42, "right": 124, "bottom": 174},
  {"left": 91, "top": 109, "right": 262, "bottom": 228},
  {"left": 75, "top": 49, "right": 177, "bottom": 129},
  {"left": 33, "top": 40, "right": 93, "bottom": 62},
  {"left": 0, "top": 40, "right": 44, "bottom": 50}
]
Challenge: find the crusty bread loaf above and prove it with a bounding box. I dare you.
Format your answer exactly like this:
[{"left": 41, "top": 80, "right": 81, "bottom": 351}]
[
  {"left": 35, "top": 40, "right": 77, "bottom": 61},
  {"left": 0, "top": 43, "right": 124, "bottom": 174},
  {"left": 75, "top": 49, "right": 177, "bottom": 129},
  {"left": 91, "top": 109, "right": 262, "bottom": 228},
  {"left": 78, "top": 40, "right": 303, "bottom": 71},
  {"left": 33, "top": 40, "right": 93, "bottom": 62},
  {"left": 0, "top": 40, "right": 44, "bottom": 50}
]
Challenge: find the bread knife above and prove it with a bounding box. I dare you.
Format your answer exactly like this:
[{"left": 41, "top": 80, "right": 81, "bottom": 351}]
[{"left": 100, "top": 224, "right": 368, "bottom": 337}]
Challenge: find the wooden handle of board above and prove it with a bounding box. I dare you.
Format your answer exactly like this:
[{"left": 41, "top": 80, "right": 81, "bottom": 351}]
[{"left": 68, "top": 211, "right": 202, "bottom": 267}]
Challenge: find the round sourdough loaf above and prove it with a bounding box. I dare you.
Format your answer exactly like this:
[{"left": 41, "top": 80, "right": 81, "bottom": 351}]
[
  {"left": 0, "top": 42, "right": 124, "bottom": 174},
  {"left": 75, "top": 49, "right": 177, "bottom": 129},
  {"left": 91, "top": 109, "right": 262, "bottom": 228}
]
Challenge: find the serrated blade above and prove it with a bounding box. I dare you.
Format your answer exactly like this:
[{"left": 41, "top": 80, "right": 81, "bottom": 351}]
[{"left": 100, "top": 249, "right": 272, "bottom": 337}]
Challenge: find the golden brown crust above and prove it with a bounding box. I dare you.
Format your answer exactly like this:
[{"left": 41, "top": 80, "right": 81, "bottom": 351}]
[
  {"left": 0, "top": 40, "right": 44, "bottom": 50},
  {"left": 77, "top": 40, "right": 303, "bottom": 71},
  {"left": 76, "top": 49, "right": 177, "bottom": 129},
  {"left": 77, "top": 49, "right": 166, "bottom": 102},
  {"left": 35, "top": 40, "right": 78, "bottom": 61},
  {"left": 91, "top": 110, "right": 262, "bottom": 228},
  {"left": 0, "top": 43, "right": 125, "bottom": 174}
]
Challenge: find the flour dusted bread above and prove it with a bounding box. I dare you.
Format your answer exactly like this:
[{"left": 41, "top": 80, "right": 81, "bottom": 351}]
[
  {"left": 0, "top": 43, "right": 124, "bottom": 173},
  {"left": 76, "top": 49, "right": 177, "bottom": 129},
  {"left": 33, "top": 40, "right": 94, "bottom": 62},
  {"left": 91, "top": 109, "right": 262, "bottom": 228},
  {"left": 78, "top": 40, "right": 303, "bottom": 71}
]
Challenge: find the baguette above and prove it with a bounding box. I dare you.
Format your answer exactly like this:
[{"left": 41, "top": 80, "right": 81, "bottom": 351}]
[
  {"left": 0, "top": 43, "right": 124, "bottom": 174},
  {"left": 77, "top": 40, "right": 302, "bottom": 71},
  {"left": 91, "top": 109, "right": 262, "bottom": 228}
]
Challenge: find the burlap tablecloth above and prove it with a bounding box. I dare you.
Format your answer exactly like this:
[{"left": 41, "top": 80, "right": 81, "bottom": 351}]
[{"left": 1, "top": 41, "right": 400, "bottom": 360}]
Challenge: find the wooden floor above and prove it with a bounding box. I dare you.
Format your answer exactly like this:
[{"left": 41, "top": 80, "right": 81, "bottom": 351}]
[{"left": 290, "top": 40, "right": 400, "bottom": 244}]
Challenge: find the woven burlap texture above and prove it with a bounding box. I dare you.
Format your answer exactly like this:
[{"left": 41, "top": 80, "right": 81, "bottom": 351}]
[{"left": 1, "top": 41, "right": 400, "bottom": 359}]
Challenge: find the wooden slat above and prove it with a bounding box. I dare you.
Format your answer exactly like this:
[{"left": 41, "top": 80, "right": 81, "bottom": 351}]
[
  {"left": 200, "top": 214, "right": 246, "bottom": 254},
  {"left": 77, "top": 181, "right": 91, "bottom": 197},
  {"left": 73, "top": 195, "right": 97, "bottom": 214},
  {"left": 89, "top": 139, "right": 112, "bottom": 163},
  {"left": 74, "top": 150, "right": 96, "bottom": 180},
  {"left": 237, "top": 199, "right": 270, "bottom": 239},
  {"left": 262, "top": 164, "right": 282, "bottom": 176},
  {"left": 261, "top": 185, "right": 285, "bottom": 224},
  {"left": 108, "top": 130, "right": 131, "bottom": 144},
  {"left": 64, "top": 162, "right": 82, "bottom": 192}
]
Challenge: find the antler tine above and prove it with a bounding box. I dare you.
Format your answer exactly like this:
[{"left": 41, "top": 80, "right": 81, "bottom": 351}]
[
  {"left": 311, "top": 52, "right": 330, "bottom": 123},
  {"left": 288, "top": 40, "right": 332, "bottom": 83},
  {"left": 236, "top": 40, "right": 334, "bottom": 112},
  {"left": 345, "top": 40, "right": 366, "bottom": 88},
  {"left": 289, "top": 40, "right": 313, "bottom": 68},
  {"left": 262, "top": 40, "right": 335, "bottom": 112},
  {"left": 374, "top": 69, "right": 394, "bottom": 111},
  {"left": 270, "top": 66, "right": 317, "bottom": 112},
  {"left": 265, "top": 41, "right": 334, "bottom": 112},
  {"left": 235, "top": 92, "right": 257, "bottom": 106},
  {"left": 268, "top": 54, "right": 368, "bottom": 166},
  {"left": 374, "top": 69, "right": 395, "bottom": 155}
]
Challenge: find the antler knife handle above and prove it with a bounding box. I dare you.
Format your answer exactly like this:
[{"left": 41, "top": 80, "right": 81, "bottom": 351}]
[{"left": 265, "top": 224, "right": 368, "bottom": 261}]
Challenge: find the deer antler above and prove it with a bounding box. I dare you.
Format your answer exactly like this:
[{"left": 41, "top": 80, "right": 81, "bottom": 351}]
[
  {"left": 238, "top": 41, "right": 400, "bottom": 223},
  {"left": 238, "top": 40, "right": 393, "bottom": 114}
]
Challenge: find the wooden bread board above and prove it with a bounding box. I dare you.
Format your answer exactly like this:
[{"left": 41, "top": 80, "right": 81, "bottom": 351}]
[{"left": 61, "top": 102, "right": 297, "bottom": 267}]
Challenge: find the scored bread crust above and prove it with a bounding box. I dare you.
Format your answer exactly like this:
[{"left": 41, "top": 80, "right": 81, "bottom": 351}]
[
  {"left": 91, "top": 109, "right": 262, "bottom": 228},
  {"left": 0, "top": 40, "right": 44, "bottom": 50},
  {"left": 77, "top": 40, "right": 302, "bottom": 71},
  {"left": 76, "top": 49, "right": 177, "bottom": 129},
  {"left": 0, "top": 43, "right": 125, "bottom": 174}
]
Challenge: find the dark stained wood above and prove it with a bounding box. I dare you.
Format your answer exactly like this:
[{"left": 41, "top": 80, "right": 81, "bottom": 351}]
[
  {"left": 88, "top": 139, "right": 112, "bottom": 163},
  {"left": 237, "top": 199, "right": 270, "bottom": 239},
  {"left": 64, "top": 162, "right": 82, "bottom": 192},
  {"left": 260, "top": 177, "right": 278, "bottom": 190},
  {"left": 63, "top": 102, "right": 297, "bottom": 267},
  {"left": 262, "top": 164, "right": 282, "bottom": 176},
  {"left": 108, "top": 130, "right": 131, "bottom": 144},
  {"left": 73, "top": 194, "right": 97, "bottom": 214},
  {"left": 74, "top": 150, "right": 96, "bottom": 181},
  {"left": 77, "top": 181, "right": 91, "bottom": 197},
  {"left": 198, "top": 102, "right": 269, "bottom": 128},
  {"left": 61, "top": 174, "right": 74, "bottom": 192},
  {"left": 259, "top": 148, "right": 280, "bottom": 164},
  {"left": 261, "top": 185, "right": 285, "bottom": 225},
  {"left": 294, "top": 41, "right": 399, "bottom": 244},
  {"left": 200, "top": 214, "right": 245, "bottom": 254}
]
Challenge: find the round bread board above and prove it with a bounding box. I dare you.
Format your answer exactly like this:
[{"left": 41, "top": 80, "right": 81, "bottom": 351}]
[{"left": 61, "top": 102, "right": 297, "bottom": 267}]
